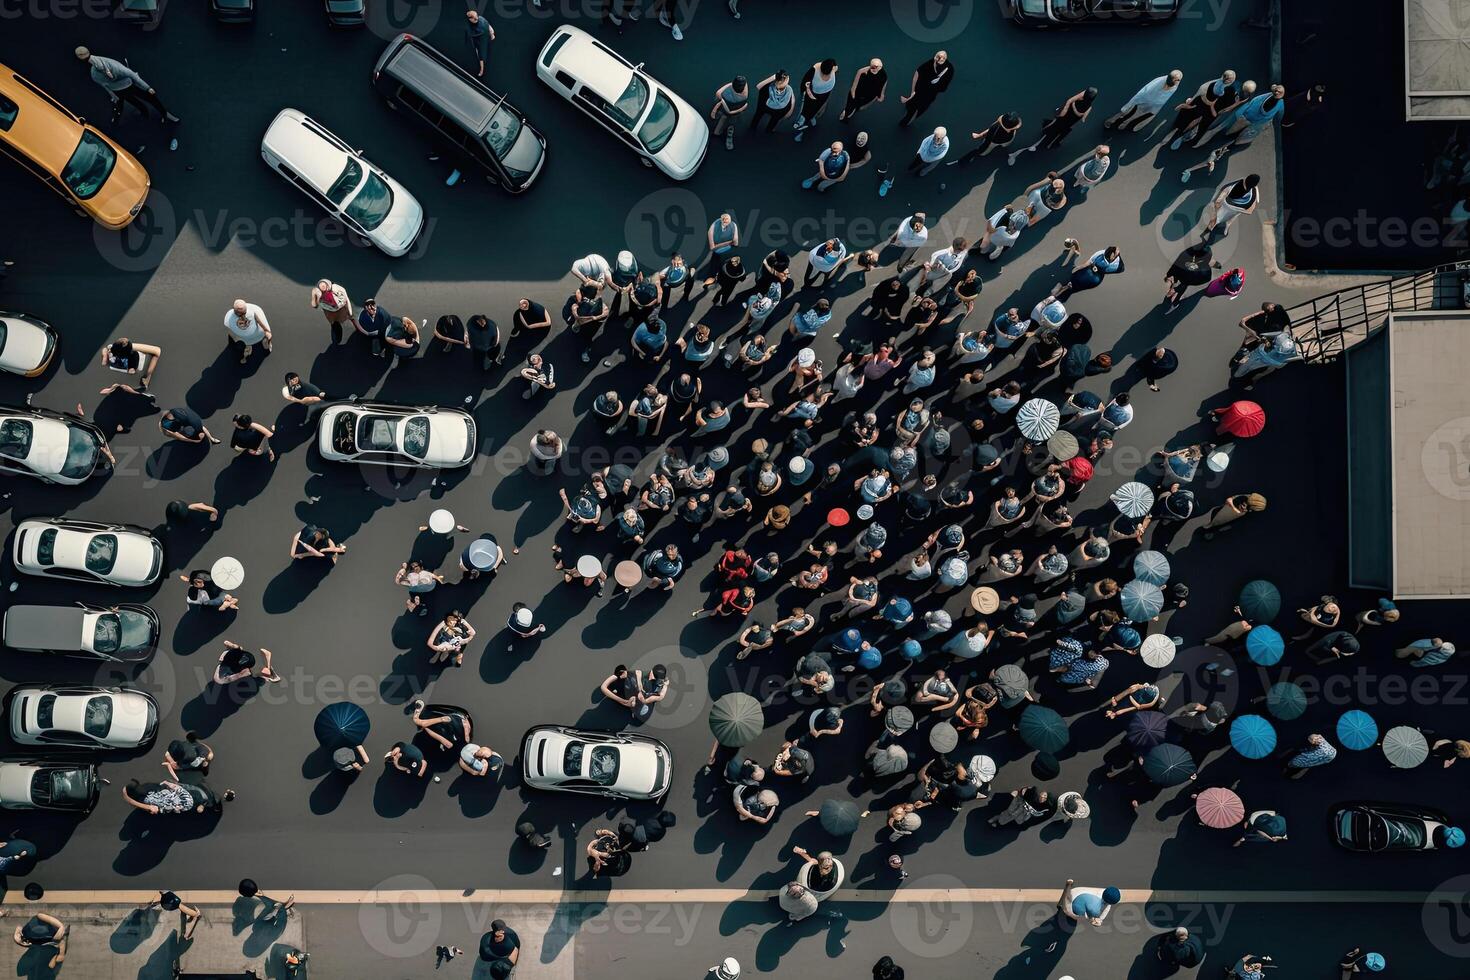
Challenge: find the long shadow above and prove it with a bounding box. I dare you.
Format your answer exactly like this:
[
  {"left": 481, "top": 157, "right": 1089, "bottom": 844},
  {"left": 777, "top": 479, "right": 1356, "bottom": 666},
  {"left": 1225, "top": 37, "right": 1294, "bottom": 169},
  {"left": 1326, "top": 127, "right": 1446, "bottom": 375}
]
[
  {"left": 113, "top": 807, "right": 223, "bottom": 876},
  {"left": 172, "top": 609, "right": 234, "bottom": 656},
  {"left": 178, "top": 677, "right": 264, "bottom": 738},
  {"left": 185, "top": 345, "right": 264, "bottom": 418},
  {"left": 260, "top": 557, "right": 337, "bottom": 614}
]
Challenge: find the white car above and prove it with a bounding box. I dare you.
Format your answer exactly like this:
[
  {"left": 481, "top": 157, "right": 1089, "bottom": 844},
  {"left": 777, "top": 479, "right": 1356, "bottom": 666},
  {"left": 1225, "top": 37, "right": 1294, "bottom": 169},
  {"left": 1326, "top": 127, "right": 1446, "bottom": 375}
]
[
  {"left": 3, "top": 602, "right": 159, "bottom": 662},
  {"left": 0, "top": 405, "right": 107, "bottom": 485},
  {"left": 260, "top": 108, "right": 425, "bottom": 257},
  {"left": 317, "top": 402, "right": 476, "bottom": 468},
  {"left": 12, "top": 519, "right": 163, "bottom": 588},
  {"left": 0, "top": 760, "right": 101, "bottom": 812},
  {"left": 0, "top": 313, "right": 58, "bottom": 377},
  {"left": 6, "top": 686, "right": 158, "bottom": 750},
  {"left": 535, "top": 25, "right": 707, "bottom": 180},
  {"left": 521, "top": 725, "right": 672, "bottom": 801}
]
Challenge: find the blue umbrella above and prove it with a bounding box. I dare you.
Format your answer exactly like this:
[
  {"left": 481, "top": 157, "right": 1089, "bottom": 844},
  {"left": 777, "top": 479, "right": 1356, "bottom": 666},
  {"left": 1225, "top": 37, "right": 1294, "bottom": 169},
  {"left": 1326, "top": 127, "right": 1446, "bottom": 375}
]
[
  {"left": 1142, "top": 743, "right": 1196, "bottom": 786},
  {"left": 1238, "top": 580, "right": 1281, "bottom": 622},
  {"left": 1018, "top": 705, "right": 1070, "bottom": 753},
  {"left": 1337, "top": 710, "right": 1379, "bottom": 751},
  {"left": 314, "top": 702, "right": 370, "bottom": 748},
  {"left": 1133, "top": 551, "right": 1171, "bottom": 586},
  {"left": 1246, "top": 625, "right": 1284, "bottom": 665},
  {"left": 1120, "top": 580, "right": 1165, "bottom": 621},
  {"left": 1265, "top": 682, "right": 1308, "bottom": 720},
  {"left": 1125, "top": 711, "right": 1170, "bottom": 751},
  {"left": 1229, "top": 714, "right": 1278, "bottom": 759}
]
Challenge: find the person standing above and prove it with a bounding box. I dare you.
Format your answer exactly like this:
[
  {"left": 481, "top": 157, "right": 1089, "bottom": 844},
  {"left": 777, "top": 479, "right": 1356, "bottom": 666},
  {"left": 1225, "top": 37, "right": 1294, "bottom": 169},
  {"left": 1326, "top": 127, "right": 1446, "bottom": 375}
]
[
  {"left": 952, "top": 111, "right": 1021, "bottom": 166},
  {"left": 840, "top": 58, "right": 887, "bottom": 122},
  {"left": 1166, "top": 70, "right": 1237, "bottom": 149},
  {"left": 887, "top": 212, "right": 928, "bottom": 272},
  {"left": 356, "top": 297, "right": 390, "bottom": 357},
  {"left": 140, "top": 891, "right": 201, "bottom": 941},
  {"left": 710, "top": 76, "right": 749, "bottom": 151},
  {"left": 801, "top": 140, "right": 851, "bottom": 191},
  {"left": 1072, "top": 144, "right": 1111, "bottom": 197},
  {"left": 98, "top": 337, "right": 162, "bottom": 397},
  {"left": 76, "top": 46, "right": 179, "bottom": 124},
  {"left": 310, "top": 279, "right": 353, "bottom": 344},
  {"left": 464, "top": 9, "right": 494, "bottom": 78},
  {"left": 567, "top": 283, "right": 609, "bottom": 363},
  {"left": 701, "top": 212, "right": 741, "bottom": 288},
  {"left": 1211, "top": 83, "right": 1285, "bottom": 148},
  {"left": 916, "top": 238, "right": 967, "bottom": 300},
  {"left": 793, "top": 59, "right": 839, "bottom": 142},
  {"left": 898, "top": 51, "right": 954, "bottom": 127},
  {"left": 1105, "top": 70, "right": 1184, "bottom": 131},
  {"left": 1010, "top": 87, "right": 1097, "bottom": 165},
  {"left": 905, "top": 126, "right": 950, "bottom": 177},
  {"left": 749, "top": 71, "right": 796, "bottom": 132},
  {"left": 222, "top": 299, "right": 272, "bottom": 363},
  {"left": 1205, "top": 174, "right": 1261, "bottom": 239}
]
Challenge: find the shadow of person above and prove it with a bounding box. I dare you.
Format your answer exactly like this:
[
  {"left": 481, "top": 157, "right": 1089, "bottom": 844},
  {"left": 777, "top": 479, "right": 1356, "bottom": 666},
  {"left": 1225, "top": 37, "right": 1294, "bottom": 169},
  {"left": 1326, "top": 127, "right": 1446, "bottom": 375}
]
[
  {"left": 372, "top": 762, "right": 432, "bottom": 818},
  {"left": 15, "top": 942, "right": 61, "bottom": 980},
  {"left": 172, "top": 610, "right": 234, "bottom": 656},
  {"left": 112, "top": 807, "right": 222, "bottom": 876},
  {"left": 109, "top": 906, "right": 161, "bottom": 953},
  {"left": 992, "top": 914, "right": 1074, "bottom": 980},
  {"left": 144, "top": 437, "right": 210, "bottom": 482}
]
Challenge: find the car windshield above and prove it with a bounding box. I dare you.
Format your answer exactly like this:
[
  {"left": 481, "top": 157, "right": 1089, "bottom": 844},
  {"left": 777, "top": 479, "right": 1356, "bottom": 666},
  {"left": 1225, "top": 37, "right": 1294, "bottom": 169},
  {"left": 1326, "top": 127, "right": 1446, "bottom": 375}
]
[
  {"left": 93, "top": 614, "right": 121, "bottom": 655},
  {"left": 636, "top": 92, "right": 678, "bottom": 153},
  {"left": 403, "top": 416, "right": 429, "bottom": 457},
  {"left": 47, "top": 768, "right": 89, "bottom": 805},
  {"left": 483, "top": 105, "right": 524, "bottom": 161},
  {"left": 0, "top": 320, "right": 8, "bottom": 354},
  {"left": 85, "top": 534, "right": 118, "bottom": 575},
  {"left": 0, "top": 419, "right": 33, "bottom": 460},
  {"left": 608, "top": 74, "right": 649, "bottom": 130},
  {"left": 59, "top": 425, "right": 99, "bottom": 480},
  {"left": 35, "top": 694, "right": 56, "bottom": 729},
  {"left": 117, "top": 610, "right": 154, "bottom": 653},
  {"left": 35, "top": 528, "right": 56, "bottom": 566},
  {"left": 563, "top": 741, "right": 584, "bottom": 776},
  {"left": 343, "top": 171, "right": 395, "bottom": 231},
  {"left": 1380, "top": 814, "right": 1426, "bottom": 849},
  {"left": 325, "top": 157, "right": 364, "bottom": 206},
  {"left": 84, "top": 696, "right": 113, "bottom": 739},
  {"left": 61, "top": 131, "right": 117, "bottom": 200},
  {"left": 589, "top": 746, "right": 620, "bottom": 785},
  {"left": 331, "top": 411, "right": 356, "bottom": 454}
]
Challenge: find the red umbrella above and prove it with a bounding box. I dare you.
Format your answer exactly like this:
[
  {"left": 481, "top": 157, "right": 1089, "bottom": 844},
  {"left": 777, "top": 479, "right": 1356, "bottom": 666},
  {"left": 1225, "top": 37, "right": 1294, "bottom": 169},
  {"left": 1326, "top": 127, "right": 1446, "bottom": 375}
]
[
  {"left": 826, "top": 508, "right": 850, "bottom": 528},
  {"left": 1194, "top": 787, "right": 1245, "bottom": 829},
  {"left": 1215, "top": 401, "right": 1266, "bottom": 438},
  {"left": 1064, "top": 456, "right": 1094, "bottom": 487}
]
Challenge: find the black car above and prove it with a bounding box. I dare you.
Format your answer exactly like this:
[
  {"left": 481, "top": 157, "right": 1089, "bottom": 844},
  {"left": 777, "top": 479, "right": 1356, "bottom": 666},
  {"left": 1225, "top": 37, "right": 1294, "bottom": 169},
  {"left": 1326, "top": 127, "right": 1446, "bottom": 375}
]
[
  {"left": 325, "top": 0, "right": 366, "bottom": 26},
  {"left": 1008, "top": 0, "right": 1179, "bottom": 27},
  {"left": 1331, "top": 801, "right": 1463, "bottom": 852},
  {"left": 210, "top": 0, "right": 254, "bottom": 23}
]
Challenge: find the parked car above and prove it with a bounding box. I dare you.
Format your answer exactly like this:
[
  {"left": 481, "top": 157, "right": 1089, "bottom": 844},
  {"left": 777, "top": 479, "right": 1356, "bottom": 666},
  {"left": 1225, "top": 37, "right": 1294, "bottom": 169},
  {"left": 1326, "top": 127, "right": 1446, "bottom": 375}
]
[
  {"left": 12, "top": 518, "right": 163, "bottom": 588},
  {"left": 0, "top": 405, "right": 107, "bottom": 485},
  {"left": 1331, "top": 801, "right": 1463, "bottom": 852},
  {"left": 0, "top": 61, "right": 151, "bottom": 229},
  {"left": 373, "top": 33, "right": 546, "bottom": 191},
  {"left": 0, "top": 313, "right": 59, "bottom": 377},
  {"left": 0, "top": 760, "right": 101, "bottom": 812},
  {"left": 317, "top": 402, "right": 475, "bottom": 468},
  {"left": 535, "top": 25, "right": 706, "bottom": 180},
  {"left": 210, "top": 0, "right": 255, "bottom": 22},
  {"left": 260, "top": 108, "right": 425, "bottom": 257},
  {"left": 521, "top": 725, "right": 672, "bottom": 801},
  {"left": 3, "top": 602, "right": 158, "bottom": 662},
  {"left": 6, "top": 685, "right": 158, "bottom": 750},
  {"left": 1007, "top": 0, "right": 1179, "bottom": 26},
  {"left": 325, "top": 0, "right": 366, "bottom": 26}
]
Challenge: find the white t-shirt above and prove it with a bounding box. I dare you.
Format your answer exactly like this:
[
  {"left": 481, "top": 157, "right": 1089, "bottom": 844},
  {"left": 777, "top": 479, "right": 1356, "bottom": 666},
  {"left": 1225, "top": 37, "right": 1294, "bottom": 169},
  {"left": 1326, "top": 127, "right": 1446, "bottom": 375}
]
[
  {"left": 926, "top": 247, "right": 963, "bottom": 278},
  {"left": 987, "top": 209, "right": 1024, "bottom": 248},
  {"left": 223, "top": 303, "right": 268, "bottom": 344},
  {"left": 1123, "top": 74, "right": 1180, "bottom": 114},
  {"left": 894, "top": 216, "right": 929, "bottom": 249},
  {"left": 573, "top": 253, "right": 611, "bottom": 282}
]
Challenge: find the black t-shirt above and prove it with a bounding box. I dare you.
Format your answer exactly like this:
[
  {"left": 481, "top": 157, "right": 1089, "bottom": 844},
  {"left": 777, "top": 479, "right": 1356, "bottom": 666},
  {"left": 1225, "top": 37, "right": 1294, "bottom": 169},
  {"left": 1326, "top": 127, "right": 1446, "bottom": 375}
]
[
  {"left": 162, "top": 407, "right": 203, "bottom": 438},
  {"left": 288, "top": 378, "right": 322, "bottom": 399},
  {"left": 468, "top": 317, "right": 498, "bottom": 351},
  {"left": 914, "top": 57, "right": 954, "bottom": 96},
  {"left": 395, "top": 741, "right": 425, "bottom": 767},
  {"left": 167, "top": 739, "right": 206, "bottom": 768},
  {"left": 853, "top": 68, "right": 888, "bottom": 102},
  {"left": 435, "top": 315, "right": 465, "bottom": 342},
  {"left": 220, "top": 646, "right": 255, "bottom": 676},
  {"left": 160, "top": 891, "right": 182, "bottom": 911},
  {"left": 1319, "top": 630, "right": 1359, "bottom": 654},
  {"left": 479, "top": 928, "right": 520, "bottom": 961},
  {"left": 765, "top": 250, "right": 791, "bottom": 275},
  {"left": 514, "top": 302, "right": 548, "bottom": 331},
  {"left": 166, "top": 500, "right": 194, "bottom": 523},
  {"left": 20, "top": 918, "right": 57, "bottom": 944}
]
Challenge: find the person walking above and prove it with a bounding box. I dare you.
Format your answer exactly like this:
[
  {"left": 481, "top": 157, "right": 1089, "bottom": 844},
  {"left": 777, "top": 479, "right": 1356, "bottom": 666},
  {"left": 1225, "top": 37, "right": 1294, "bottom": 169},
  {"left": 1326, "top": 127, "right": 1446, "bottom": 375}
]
[
  {"left": 952, "top": 111, "right": 1021, "bottom": 166},
  {"left": 140, "top": 891, "right": 201, "bottom": 941},
  {"left": 839, "top": 58, "right": 887, "bottom": 122},
  {"left": 309, "top": 279, "right": 353, "bottom": 343},
  {"left": 1105, "top": 70, "right": 1183, "bottom": 131},
  {"left": 887, "top": 212, "right": 928, "bottom": 271},
  {"left": 463, "top": 9, "right": 494, "bottom": 77},
  {"left": 76, "top": 46, "right": 179, "bottom": 125},
  {"left": 1205, "top": 173, "right": 1261, "bottom": 239},
  {"left": 395, "top": 559, "right": 444, "bottom": 617},
  {"left": 750, "top": 70, "right": 796, "bottom": 132},
  {"left": 355, "top": 297, "right": 391, "bottom": 357},
  {"left": 1009, "top": 87, "right": 1096, "bottom": 165},
  {"left": 1072, "top": 144, "right": 1111, "bottom": 197},
  {"left": 898, "top": 51, "right": 954, "bottom": 127},
  {"left": 915, "top": 238, "right": 967, "bottom": 300},
  {"left": 801, "top": 140, "right": 851, "bottom": 192},
  {"left": 1166, "top": 70, "right": 1237, "bottom": 149},
  {"left": 904, "top": 126, "right": 950, "bottom": 178},
  {"left": 710, "top": 76, "right": 749, "bottom": 150},
  {"left": 701, "top": 212, "right": 741, "bottom": 288},
  {"left": 229, "top": 414, "right": 276, "bottom": 462},
  {"left": 223, "top": 299, "right": 272, "bottom": 363},
  {"left": 12, "top": 911, "right": 66, "bottom": 969},
  {"left": 793, "top": 58, "right": 840, "bottom": 141}
]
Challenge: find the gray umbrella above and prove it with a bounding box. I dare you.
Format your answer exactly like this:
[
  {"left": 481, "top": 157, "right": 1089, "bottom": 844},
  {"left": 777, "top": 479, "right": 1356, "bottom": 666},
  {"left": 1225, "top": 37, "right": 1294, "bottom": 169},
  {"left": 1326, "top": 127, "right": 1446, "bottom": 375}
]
[
  {"left": 464, "top": 538, "right": 501, "bottom": 570},
  {"left": 885, "top": 705, "right": 915, "bottom": 736},
  {"left": 992, "top": 664, "right": 1029, "bottom": 700},
  {"left": 816, "top": 799, "right": 862, "bottom": 836},
  {"left": 929, "top": 721, "right": 959, "bottom": 753},
  {"left": 708, "top": 693, "right": 764, "bottom": 747},
  {"left": 868, "top": 744, "right": 909, "bottom": 776}
]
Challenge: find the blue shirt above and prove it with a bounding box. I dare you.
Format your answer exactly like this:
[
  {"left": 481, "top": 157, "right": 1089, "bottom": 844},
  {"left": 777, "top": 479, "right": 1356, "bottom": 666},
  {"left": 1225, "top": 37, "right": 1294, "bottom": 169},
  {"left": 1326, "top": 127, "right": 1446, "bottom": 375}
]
[
  {"left": 792, "top": 307, "right": 831, "bottom": 336},
  {"left": 819, "top": 149, "right": 850, "bottom": 176},
  {"left": 632, "top": 322, "right": 666, "bottom": 354},
  {"left": 358, "top": 306, "right": 392, "bottom": 335},
  {"left": 710, "top": 219, "right": 738, "bottom": 255}
]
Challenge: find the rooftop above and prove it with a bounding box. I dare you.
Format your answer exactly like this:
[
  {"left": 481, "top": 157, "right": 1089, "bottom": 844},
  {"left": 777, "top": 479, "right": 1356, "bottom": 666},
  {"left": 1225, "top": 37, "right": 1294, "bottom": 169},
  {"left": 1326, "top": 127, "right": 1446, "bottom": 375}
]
[{"left": 1405, "top": 0, "right": 1470, "bottom": 120}]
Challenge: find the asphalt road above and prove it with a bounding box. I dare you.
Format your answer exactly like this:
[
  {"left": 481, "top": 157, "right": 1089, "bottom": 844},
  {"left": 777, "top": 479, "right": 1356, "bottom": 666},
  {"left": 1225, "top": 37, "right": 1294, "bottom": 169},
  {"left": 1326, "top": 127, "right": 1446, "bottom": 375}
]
[{"left": 0, "top": 0, "right": 1465, "bottom": 934}]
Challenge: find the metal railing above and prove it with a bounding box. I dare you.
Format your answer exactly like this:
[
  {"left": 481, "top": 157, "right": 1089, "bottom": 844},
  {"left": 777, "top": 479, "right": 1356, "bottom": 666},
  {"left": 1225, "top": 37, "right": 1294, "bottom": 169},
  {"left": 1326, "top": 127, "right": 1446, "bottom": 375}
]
[{"left": 1290, "top": 262, "right": 1469, "bottom": 362}]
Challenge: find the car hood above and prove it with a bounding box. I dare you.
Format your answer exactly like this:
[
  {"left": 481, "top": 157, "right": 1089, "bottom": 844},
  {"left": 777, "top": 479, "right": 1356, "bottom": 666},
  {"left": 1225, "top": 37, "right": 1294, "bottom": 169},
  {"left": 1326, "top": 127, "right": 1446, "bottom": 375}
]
[
  {"left": 657, "top": 101, "right": 709, "bottom": 179},
  {"left": 501, "top": 125, "right": 547, "bottom": 184},
  {"left": 110, "top": 537, "right": 160, "bottom": 585},
  {"left": 0, "top": 764, "right": 35, "bottom": 803},
  {"left": 23, "top": 418, "right": 70, "bottom": 471},
  {"left": 0, "top": 317, "right": 52, "bottom": 371},
  {"left": 375, "top": 179, "right": 425, "bottom": 255},
  {"left": 616, "top": 744, "right": 662, "bottom": 794},
  {"left": 425, "top": 413, "right": 471, "bottom": 464},
  {"left": 3, "top": 606, "right": 85, "bottom": 652}
]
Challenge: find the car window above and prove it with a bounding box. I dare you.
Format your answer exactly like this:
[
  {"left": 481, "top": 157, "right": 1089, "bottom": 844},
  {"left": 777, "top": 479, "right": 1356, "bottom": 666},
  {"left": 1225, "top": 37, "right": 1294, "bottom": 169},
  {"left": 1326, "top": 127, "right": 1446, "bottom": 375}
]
[
  {"left": 482, "top": 105, "right": 523, "bottom": 161},
  {"left": 0, "top": 93, "right": 17, "bottom": 132},
  {"left": 118, "top": 610, "right": 153, "bottom": 653},
  {"left": 325, "top": 157, "right": 364, "bottom": 207},
  {"left": 61, "top": 131, "right": 117, "bottom": 200},
  {"left": 0, "top": 419, "right": 33, "bottom": 460},
  {"left": 343, "top": 171, "right": 394, "bottom": 231},
  {"left": 0, "top": 319, "right": 8, "bottom": 354},
  {"left": 83, "top": 696, "right": 112, "bottom": 739},
  {"left": 563, "top": 741, "right": 584, "bottom": 775},
  {"left": 332, "top": 411, "right": 356, "bottom": 454},
  {"left": 540, "top": 31, "right": 571, "bottom": 68},
  {"left": 608, "top": 74, "right": 649, "bottom": 129},
  {"left": 93, "top": 614, "right": 121, "bottom": 655},
  {"left": 35, "top": 528, "right": 56, "bottom": 566},
  {"left": 85, "top": 534, "right": 118, "bottom": 575},
  {"left": 36, "top": 694, "right": 55, "bottom": 729},
  {"left": 60, "top": 425, "right": 99, "bottom": 480},
  {"left": 403, "top": 416, "right": 429, "bottom": 457},
  {"left": 360, "top": 415, "right": 399, "bottom": 452},
  {"left": 637, "top": 91, "right": 678, "bottom": 153},
  {"left": 48, "top": 768, "right": 89, "bottom": 805},
  {"left": 589, "top": 746, "right": 620, "bottom": 785}
]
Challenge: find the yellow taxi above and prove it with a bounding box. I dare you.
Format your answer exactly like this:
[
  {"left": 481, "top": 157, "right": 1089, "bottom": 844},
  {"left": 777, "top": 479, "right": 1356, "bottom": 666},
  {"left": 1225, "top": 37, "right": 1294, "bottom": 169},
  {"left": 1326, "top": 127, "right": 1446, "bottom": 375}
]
[{"left": 0, "top": 63, "right": 150, "bottom": 229}]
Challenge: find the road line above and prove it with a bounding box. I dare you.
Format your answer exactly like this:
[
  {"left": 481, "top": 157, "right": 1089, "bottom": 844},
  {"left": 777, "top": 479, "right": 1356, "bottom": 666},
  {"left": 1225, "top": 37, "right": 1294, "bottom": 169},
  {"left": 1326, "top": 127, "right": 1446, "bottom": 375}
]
[{"left": 6, "top": 888, "right": 1445, "bottom": 906}]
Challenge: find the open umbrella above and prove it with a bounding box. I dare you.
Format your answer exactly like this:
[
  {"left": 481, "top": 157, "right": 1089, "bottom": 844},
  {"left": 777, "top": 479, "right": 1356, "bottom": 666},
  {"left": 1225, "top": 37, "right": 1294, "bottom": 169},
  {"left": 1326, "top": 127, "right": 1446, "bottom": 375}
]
[
  {"left": 1229, "top": 714, "right": 1277, "bottom": 759},
  {"left": 1018, "top": 705, "right": 1069, "bottom": 753},
  {"left": 1216, "top": 400, "right": 1266, "bottom": 438},
  {"left": 869, "top": 743, "right": 909, "bottom": 776},
  {"left": 1016, "top": 398, "right": 1060, "bottom": 441},
  {"left": 1337, "top": 710, "right": 1379, "bottom": 750},
  {"left": 1246, "top": 625, "right": 1285, "bottom": 665},
  {"left": 709, "top": 693, "right": 764, "bottom": 747},
  {"left": 1125, "top": 711, "right": 1170, "bottom": 752},
  {"left": 1238, "top": 580, "right": 1281, "bottom": 622},
  {"left": 1047, "top": 430, "right": 1079, "bottom": 462},
  {"left": 929, "top": 722, "right": 959, "bottom": 753},
  {"left": 1111, "top": 482, "right": 1155, "bottom": 518},
  {"left": 464, "top": 538, "right": 501, "bottom": 571},
  {"left": 1265, "top": 681, "right": 1308, "bottom": 721},
  {"left": 1133, "top": 551, "right": 1171, "bottom": 586},
  {"left": 314, "top": 702, "right": 370, "bottom": 748},
  {"left": 1139, "top": 634, "right": 1177, "bottom": 668},
  {"left": 1143, "top": 743, "right": 1196, "bottom": 786},
  {"left": 1382, "top": 726, "right": 1429, "bottom": 768},
  {"left": 1195, "top": 787, "right": 1245, "bottom": 829},
  {"left": 992, "top": 664, "right": 1030, "bottom": 702},
  {"left": 1065, "top": 456, "right": 1094, "bottom": 485},
  {"left": 1120, "top": 580, "right": 1165, "bottom": 621},
  {"left": 885, "top": 705, "right": 915, "bottom": 736},
  {"left": 816, "top": 799, "right": 862, "bottom": 836},
  {"left": 969, "top": 754, "right": 997, "bottom": 784},
  {"left": 878, "top": 679, "right": 908, "bottom": 706}
]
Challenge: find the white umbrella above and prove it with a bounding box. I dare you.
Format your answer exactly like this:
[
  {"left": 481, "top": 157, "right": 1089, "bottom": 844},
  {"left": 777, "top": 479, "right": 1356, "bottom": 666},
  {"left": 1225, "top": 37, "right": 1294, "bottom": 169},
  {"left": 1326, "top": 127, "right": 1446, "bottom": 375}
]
[
  {"left": 1015, "top": 398, "right": 1061, "bottom": 442},
  {"left": 968, "top": 754, "right": 997, "bottom": 784},
  {"left": 1111, "top": 482, "right": 1155, "bottom": 518},
  {"left": 1140, "top": 634, "right": 1177, "bottom": 668}
]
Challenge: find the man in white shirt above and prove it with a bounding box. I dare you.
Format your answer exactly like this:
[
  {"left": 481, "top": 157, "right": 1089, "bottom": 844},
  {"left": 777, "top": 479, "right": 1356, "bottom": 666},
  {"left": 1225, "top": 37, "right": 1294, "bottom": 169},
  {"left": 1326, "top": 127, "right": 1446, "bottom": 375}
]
[
  {"left": 1104, "top": 70, "right": 1183, "bottom": 131},
  {"left": 906, "top": 126, "right": 950, "bottom": 177},
  {"left": 571, "top": 254, "right": 612, "bottom": 290},
  {"left": 222, "top": 300, "right": 272, "bottom": 363},
  {"left": 887, "top": 213, "right": 929, "bottom": 272},
  {"left": 916, "top": 238, "right": 967, "bottom": 299}
]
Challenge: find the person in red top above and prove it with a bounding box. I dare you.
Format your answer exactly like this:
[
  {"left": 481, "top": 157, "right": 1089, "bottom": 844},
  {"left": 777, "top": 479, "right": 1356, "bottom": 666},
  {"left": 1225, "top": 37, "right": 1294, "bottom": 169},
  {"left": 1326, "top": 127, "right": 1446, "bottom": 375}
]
[
  {"left": 693, "top": 586, "right": 756, "bottom": 619},
  {"left": 719, "top": 548, "right": 754, "bottom": 583}
]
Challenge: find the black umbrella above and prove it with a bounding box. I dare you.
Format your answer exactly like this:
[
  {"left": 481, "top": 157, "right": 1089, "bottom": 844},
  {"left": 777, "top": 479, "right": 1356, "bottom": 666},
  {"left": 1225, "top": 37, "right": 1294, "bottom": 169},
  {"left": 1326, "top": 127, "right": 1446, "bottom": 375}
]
[{"left": 314, "top": 702, "right": 370, "bottom": 748}]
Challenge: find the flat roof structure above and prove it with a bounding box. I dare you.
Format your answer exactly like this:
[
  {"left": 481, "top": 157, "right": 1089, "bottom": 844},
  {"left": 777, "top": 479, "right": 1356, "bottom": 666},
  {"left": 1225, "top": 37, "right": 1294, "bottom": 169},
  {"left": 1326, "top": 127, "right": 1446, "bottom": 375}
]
[
  {"left": 1405, "top": 0, "right": 1470, "bottom": 120},
  {"left": 1347, "top": 311, "right": 1470, "bottom": 597}
]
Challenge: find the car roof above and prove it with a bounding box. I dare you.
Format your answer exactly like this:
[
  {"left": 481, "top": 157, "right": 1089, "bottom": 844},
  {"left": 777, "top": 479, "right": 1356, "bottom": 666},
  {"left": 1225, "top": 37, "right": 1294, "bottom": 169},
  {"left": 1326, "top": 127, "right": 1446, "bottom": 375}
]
[
  {"left": 264, "top": 109, "right": 352, "bottom": 192},
  {"left": 0, "top": 65, "right": 84, "bottom": 174},
  {"left": 385, "top": 38, "right": 509, "bottom": 135},
  {"left": 548, "top": 27, "right": 638, "bottom": 102}
]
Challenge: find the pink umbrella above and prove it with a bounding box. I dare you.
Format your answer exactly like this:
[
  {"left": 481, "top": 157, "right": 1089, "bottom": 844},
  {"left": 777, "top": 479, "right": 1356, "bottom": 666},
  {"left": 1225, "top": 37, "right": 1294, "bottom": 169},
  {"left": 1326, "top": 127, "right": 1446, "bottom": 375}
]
[{"left": 1195, "top": 787, "right": 1245, "bottom": 829}]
